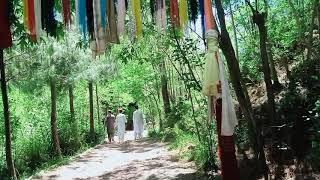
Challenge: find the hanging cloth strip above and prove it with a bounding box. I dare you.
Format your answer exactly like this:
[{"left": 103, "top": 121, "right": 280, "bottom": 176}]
[
  {"left": 217, "top": 52, "right": 238, "bottom": 136},
  {"left": 28, "top": 0, "right": 37, "bottom": 40},
  {"left": 199, "top": 0, "right": 205, "bottom": 37},
  {"left": 34, "top": 0, "right": 42, "bottom": 41},
  {"left": 62, "top": 0, "right": 72, "bottom": 27},
  {"left": 117, "top": 0, "right": 126, "bottom": 36},
  {"left": 41, "top": 0, "right": 57, "bottom": 36},
  {"left": 132, "top": 0, "right": 143, "bottom": 38},
  {"left": 93, "top": 0, "right": 106, "bottom": 55},
  {"left": 155, "top": 0, "right": 161, "bottom": 28},
  {"left": 86, "top": 0, "right": 94, "bottom": 39},
  {"left": 202, "top": 30, "right": 220, "bottom": 97},
  {"left": 179, "top": 0, "right": 188, "bottom": 29},
  {"left": 23, "top": 0, "right": 29, "bottom": 29},
  {"left": 204, "top": 0, "right": 215, "bottom": 30},
  {"left": 100, "top": 0, "right": 107, "bottom": 28},
  {"left": 188, "top": 0, "right": 198, "bottom": 24},
  {"left": 161, "top": 0, "right": 166, "bottom": 29},
  {"left": 156, "top": 0, "right": 166, "bottom": 30},
  {"left": 170, "top": 0, "right": 180, "bottom": 28},
  {"left": 77, "top": 0, "right": 87, "bottom": 39},
  {"left": 106, "top": 0, "right": 119, "bottom": 43},
  {"left": 0, "top": 0, "right": 12, "bottom": 48},
  {"left": 150, "top": 0, "right": 155, "bottom": 21}
]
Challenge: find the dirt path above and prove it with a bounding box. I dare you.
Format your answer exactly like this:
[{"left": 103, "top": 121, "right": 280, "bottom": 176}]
[{"left": 30, "top": 131, "right": 205, "bottom": 180}]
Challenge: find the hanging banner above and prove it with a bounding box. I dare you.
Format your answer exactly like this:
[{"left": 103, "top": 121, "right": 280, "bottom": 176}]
[
  {"left": 170, "top": 0, "right": 180, "bottom": 28},
  {"left": 132, "top": 0, "right": 143, "bottom": 37},
  {"left": 0, "top": 0, "right": 12, "bottom": 48},
  {"left": 179, "top": 0, "right": 188, "bottom": 28},
  {"left": 62, "top": 0, "right": 72, "bottom": 27},
  {"left": 117, "top": 0, "right": 126, "bottom": 36}
]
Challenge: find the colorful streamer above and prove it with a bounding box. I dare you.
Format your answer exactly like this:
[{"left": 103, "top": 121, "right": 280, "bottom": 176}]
[
  {"left": 28, "top": 0, "right": 36, "bottom": 39},
  {"left": 132, "top": 0, "right": 143, "bottom": 37},
  {"left": 78, "top": 0, "right": 87, "bottom": 39},
  {"left": 155, "top": 0, "right": 166, "bottom": 30},
  {"left": 23, "top": 0, "right": 29, "bottom": 29},
  {"left": 108, "top": 0, "right": 119, "bottom": 42},
  {"left": 188, "top": 0, "right": 198, "bottom": 24},
  {"left": 62, "top": 0, "right": 72, "bottom": 27},
  {"left": 204, "top": 0, "right": 215, "bottom": 30},
  {"left": 0, "top": 0, "right": 12, "bottom": 48},
  {"left": 179, "top": 0, "right": 188, "bottom": 28},
  {"left": 24, "top": 0, "right": 42, "bottom": 41},
  {"left": 156, "top": 0, "right": 162, "bottom": 27},
  {"left": 170, "top": 0, "right": 180, "bottom": 28},
  {"left": 150, "top": 0, "right": 155, "bottom": 21},
  {"left": 117, "top": 0, "right": 126, "bottom": 36},
  {"left": 34, "top": 0, "right": 42, "bottom": 41},
  {"left": 41, "top": 0, "right": 57, "bottom": 36},
  {"left": 100, "top": 0, "right": 107, "bottom": 28},
  {"left": 86, "top": 0, "right": 94, "bottom": 39},
  {"left": 161, "top": 0, "right": 166, "bottom": 29},
  {"left": 93, "top": 0, "right": 106, "bottom": 54},
  {"left": 199, "top": 0, "right": 205, "bottom": 37}
]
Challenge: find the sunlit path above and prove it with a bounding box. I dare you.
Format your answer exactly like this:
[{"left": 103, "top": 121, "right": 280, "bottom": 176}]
[{"left": 30, "top": 131, "right": 204, "bottom": 180}]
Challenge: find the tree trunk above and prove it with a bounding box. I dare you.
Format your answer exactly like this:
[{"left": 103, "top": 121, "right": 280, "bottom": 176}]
[
  {"left": 215, "top": 0, "right": 256, "bottom": 139},
  {"left": 95, "top": 84, "right": 100, "bottom": 123},
  {"left": 160, "top": 61, "right": 171, "bottom": 118},
  {"left": 215, "top": 0, "right": 268, "bottom": 178},
  {"left": 267, "top": 43, "right": 281, "bottom": 88},
  {"left": 229, "top": 3, "right": 239, "bottom": 60},
  {"left": 0, "top": 49, "right": 17, "bottom": 179},
  {"left": 50, "top": 77, "right": 62, "bottom": 156},
  {"left": 68, "top": 85, "right": 75, "bottom": 121},
  {"left": 264, "top": 0, "right": 281, "bottom": 88},
  {"left": 252, "top": 12, "right": 276, "bottom": 125},
  {"left": 89, "top": 82, "right": 94, "bottom": 135},
  {"left": 151, "top": 93, "right": 162, "bottom": 131},
  {"left": 68, "top": 85, "right": 80, "bottom": 145}
]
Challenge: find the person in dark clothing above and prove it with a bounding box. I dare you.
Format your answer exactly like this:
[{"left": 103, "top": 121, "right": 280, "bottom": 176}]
[{"left": 103, "top": 110, "right": 116, "bottom": 143}]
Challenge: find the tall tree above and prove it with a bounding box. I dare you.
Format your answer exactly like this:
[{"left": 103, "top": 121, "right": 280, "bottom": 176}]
[
  {"left": 69, "top": 85, "right": 75, "bottom": 121},
  {"left": 96, "top": 84, "right": 100, "bottom": 125},
  {"left": 0, "top": 50, "right": 17, "bottom": 179},
  {"left": 50, "top": 77, "right": 62, "bottom": 156},
  {"left": 160, "top": 60, "right": 171, "bottom": 128},
  {"left": 246, "top": 0, "right": 276, "bottom": 125},
  {"left": 264, "top": 0, "right": 281, "bottom": 88},
  {"left": 89, "top": 82, "right": 94, "bottom": 135},
  {"left": 229, "top": 3, "right": 240, "bottom": 60}
]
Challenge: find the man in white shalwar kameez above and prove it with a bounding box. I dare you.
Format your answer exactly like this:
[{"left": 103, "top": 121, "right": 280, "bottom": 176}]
[
  {"left": 133, "top": 105, "right": 144, "bottom": 140},
  {"left": 115, "top": 109, "right": 127, "bottom": 143}
]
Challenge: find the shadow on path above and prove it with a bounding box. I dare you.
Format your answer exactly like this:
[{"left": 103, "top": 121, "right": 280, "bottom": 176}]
[{"left": 31, "top": 132, "right": 206, "bottom": 180}]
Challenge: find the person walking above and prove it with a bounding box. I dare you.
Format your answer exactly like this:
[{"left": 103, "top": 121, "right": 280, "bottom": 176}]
[
  {"left": 104, "top": 110, "right": 115, "bottom": 143},
  {"left": 115, "top": 109, "right": 127, "bottom": 143},
  {"left": 133, "top": 105, "right": 144, "bottom": 140}
]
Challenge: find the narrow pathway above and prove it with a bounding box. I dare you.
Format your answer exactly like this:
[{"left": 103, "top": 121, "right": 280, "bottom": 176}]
[{"left": 31, "top": 131, "right": 205, "bottom": 180}]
